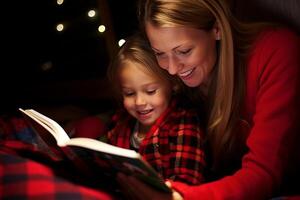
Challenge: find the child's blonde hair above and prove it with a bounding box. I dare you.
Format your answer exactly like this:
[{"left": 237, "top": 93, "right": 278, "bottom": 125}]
[{"left": 107, "top": 33, "right": 181, "bottom": 103}]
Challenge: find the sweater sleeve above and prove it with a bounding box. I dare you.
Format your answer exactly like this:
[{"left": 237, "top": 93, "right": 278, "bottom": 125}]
[{"left": 172, "top": 29, "right": 300, "bottom": 200}]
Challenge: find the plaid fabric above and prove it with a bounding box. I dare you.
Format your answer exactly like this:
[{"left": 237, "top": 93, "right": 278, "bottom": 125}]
[
  {"left": 108, "top": 99, "right": 206, "bottom": 185},
  {"left": 0, "top": 116, "right": 37, "bottom": 143},
  {"left": 0, "top": 149, "right": 117, "bottom": 200},
  {"left": 0, "top": 139, "right": 64, "bottom": 164}
]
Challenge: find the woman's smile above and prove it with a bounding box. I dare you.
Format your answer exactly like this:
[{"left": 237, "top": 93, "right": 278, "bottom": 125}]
[{"left": 178, "top": 67, "right": 195, "bottom": 79}]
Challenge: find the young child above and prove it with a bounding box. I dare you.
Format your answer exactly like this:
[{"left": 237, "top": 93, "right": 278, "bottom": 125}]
[{"left": 107, "top": 33, "right": 205, "bottom": 185}]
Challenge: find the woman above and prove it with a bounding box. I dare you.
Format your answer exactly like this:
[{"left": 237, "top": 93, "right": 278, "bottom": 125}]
[{"left": 117, "top": 0, "right": 300, "bottom": 199}]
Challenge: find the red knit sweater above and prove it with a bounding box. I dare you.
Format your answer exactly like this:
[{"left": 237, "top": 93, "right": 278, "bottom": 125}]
[{"left": 172, "top": 28, "right": 300, "bottom": 199}]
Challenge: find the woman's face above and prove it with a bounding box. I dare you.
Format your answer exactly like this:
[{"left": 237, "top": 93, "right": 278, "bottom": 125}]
[{"left": 146, "top": 23, "right": 219, "bottom": 87}]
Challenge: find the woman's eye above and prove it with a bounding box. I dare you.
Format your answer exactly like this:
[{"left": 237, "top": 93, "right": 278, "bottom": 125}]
[
  {"left": 154, "top": 52, "right": 164, "bottom": 57},
  {"left": 177, "top": 49, "right": 191, "bottom": 55}
]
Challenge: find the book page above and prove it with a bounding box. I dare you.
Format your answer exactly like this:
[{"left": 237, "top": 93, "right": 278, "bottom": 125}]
[
  {"left": 65, "top": 137, "right": 139, "bottom": 158},
  {"left": 19, "top": 108, "right": 70, "bottom": 145}
]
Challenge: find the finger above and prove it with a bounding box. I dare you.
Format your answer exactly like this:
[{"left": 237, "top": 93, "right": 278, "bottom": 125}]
[{"left": 165, "top": 180, "right": 172, "bottom": 188}]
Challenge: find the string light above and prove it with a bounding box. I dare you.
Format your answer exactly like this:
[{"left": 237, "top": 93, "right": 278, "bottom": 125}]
[
  {"left": 40, "top": 61, "right": 53, "bottom": 71},
  {"left": 57, "top": 0, "right": 64, "bottom": 6},
  {"left": 56, "top": 23, "right": 64, "bottom": 32},
  {"left": 98, "top": 25, "right": 106, "bottom": 33},
  {"left": 118, "top": 39, "right": 126, "bottom": 47},
  {"left": 88, "top": 9, "right": 96, "bottom": 18}
]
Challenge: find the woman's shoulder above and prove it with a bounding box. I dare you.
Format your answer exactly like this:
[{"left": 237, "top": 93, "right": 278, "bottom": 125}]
[
  {"left": 253, "top": 27, "right": 299, "bottom": 52},
  {"left": 260, "top": 27, "right": 298, "bottom": 38},
  {"left": 245, "top": 26, "right": 299, "bottom": 96},
  {"left": 247, "top": 27, "right": 299, "bottom": 68}
]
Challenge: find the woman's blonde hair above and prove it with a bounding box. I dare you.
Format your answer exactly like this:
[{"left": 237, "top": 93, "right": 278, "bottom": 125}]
[{"left": 138, "top": 0, "right": 273, "bottom": 174}]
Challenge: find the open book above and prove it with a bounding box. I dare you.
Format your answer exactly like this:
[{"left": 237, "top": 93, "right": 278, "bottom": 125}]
[{"left": 19, "top": 108, "right": 172, "bottom": 193}]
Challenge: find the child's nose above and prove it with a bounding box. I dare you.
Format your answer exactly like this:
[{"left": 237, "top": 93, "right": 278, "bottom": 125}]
[{"left": 135, "top": 94, "right": 146, "bottom": 106}]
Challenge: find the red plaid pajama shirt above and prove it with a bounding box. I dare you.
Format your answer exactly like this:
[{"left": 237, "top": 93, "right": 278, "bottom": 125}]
[
  {"left": 0, "top": 148, "right": 118, "bottom": 200},
  {"left": 108, "top": 99, "right": 206, "bottom": 185},
  {"left": 0, "top": 140, "right": 117, "bottom": 200}
]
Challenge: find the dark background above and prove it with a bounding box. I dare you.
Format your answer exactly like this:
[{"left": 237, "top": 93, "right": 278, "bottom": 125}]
[
  {"left": 2, "top": 0, "right": 299, "bottom": 117},
  {"left": 2, "top": 0, "right": 138, "bottom": 115}
]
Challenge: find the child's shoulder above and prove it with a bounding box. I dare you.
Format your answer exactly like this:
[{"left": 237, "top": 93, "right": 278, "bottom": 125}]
[
  {"left": 169, "top": 96, "right": 207, "bottom": 127},
  {"left": 167, "top": 99, "right": 202, "bottom": 123}
]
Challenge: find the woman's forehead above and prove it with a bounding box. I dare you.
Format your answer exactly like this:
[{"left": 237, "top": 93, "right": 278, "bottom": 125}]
[{"left": 146, "top": 23, "right": 209, "bottom": 51}]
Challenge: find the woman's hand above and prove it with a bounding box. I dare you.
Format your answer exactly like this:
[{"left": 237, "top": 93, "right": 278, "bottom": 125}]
[{"left": 116, "top": 173, "right": 183, "bottom": 200}]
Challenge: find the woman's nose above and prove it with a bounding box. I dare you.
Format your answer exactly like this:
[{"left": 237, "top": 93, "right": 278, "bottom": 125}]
[{"left": 167, "top": 56, "right": 181, "bottom": 75}]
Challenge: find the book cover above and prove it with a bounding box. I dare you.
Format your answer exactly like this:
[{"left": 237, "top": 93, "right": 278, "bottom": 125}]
[{"left": 19, "top": 108, "right": 172, "bottom": 193}]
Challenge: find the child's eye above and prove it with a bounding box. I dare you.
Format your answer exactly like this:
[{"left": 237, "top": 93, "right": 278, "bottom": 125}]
[
  {"left": 146, "top": 89, "right": 156, "bottom": 95},
  {"left": 123, "top": 91, "right": 135, "bottom": 97}
]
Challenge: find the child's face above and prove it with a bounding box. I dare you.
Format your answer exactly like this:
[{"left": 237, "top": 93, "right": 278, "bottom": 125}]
[{"left": 119, "top": 61, "right": 172, "bottom": 127}]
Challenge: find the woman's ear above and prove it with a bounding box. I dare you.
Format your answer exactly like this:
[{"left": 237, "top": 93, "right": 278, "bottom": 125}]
[{"left": 213, "top": 22, "right": 221, "bottom": 40}]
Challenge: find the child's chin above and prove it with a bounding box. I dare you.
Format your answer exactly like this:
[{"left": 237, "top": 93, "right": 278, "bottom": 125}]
[{"left": 138, "top": 120, "right": 155, "bottom": 127}]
